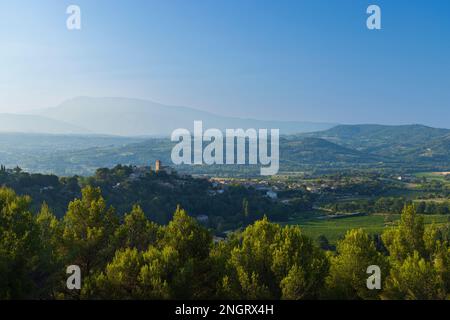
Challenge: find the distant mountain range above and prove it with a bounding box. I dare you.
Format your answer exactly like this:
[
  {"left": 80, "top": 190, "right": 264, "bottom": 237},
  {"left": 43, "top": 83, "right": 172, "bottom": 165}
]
[
  {"left": 0, "top": 113, "right": 88, "bottom": 134},
  {"left": 1, "top": 100, "right": 450, "bottom": 176},
  {"left": 2, "top": 96, "right": 334, "bottom": 136},
  {"left": 1, "top": 123, "right": 450, "bottom": 176}
]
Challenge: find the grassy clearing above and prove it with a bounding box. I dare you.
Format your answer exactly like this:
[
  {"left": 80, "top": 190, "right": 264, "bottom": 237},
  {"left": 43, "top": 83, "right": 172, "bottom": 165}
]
[{"left": 283, "top": 214, "right": 450, "bottom": 245}]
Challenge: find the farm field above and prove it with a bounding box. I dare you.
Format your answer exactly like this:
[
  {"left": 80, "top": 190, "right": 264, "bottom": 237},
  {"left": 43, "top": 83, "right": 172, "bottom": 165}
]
[
  {"left": 416, "top": 172, "right": 450, "bottom": 182},
  {"left": 284, "top": 213, "right": 450, "bottom": 245}
]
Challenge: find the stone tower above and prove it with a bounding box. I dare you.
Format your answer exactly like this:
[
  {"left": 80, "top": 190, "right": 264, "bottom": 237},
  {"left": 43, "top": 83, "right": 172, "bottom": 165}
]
[{"left": 155, "top": 160, "right": 161, "bottom": 172}]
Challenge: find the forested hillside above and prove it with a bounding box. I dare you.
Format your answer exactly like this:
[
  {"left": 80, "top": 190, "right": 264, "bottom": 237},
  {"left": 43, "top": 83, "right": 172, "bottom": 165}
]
[
  {"left": 0, "top": 165, "right": 305, "bottom": 232},
  {"left": 1, "top": 185, "right": 449, "bottom": 300}
]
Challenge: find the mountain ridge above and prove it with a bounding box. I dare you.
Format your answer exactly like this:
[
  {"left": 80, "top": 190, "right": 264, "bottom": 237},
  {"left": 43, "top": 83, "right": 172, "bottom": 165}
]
[
  {"left": 0, "top": 113, "right": 89, "bottom": 134},
  {"left": 37, "top": 96, "right": 337, "bottom": 136},
  {"left": 1, "top": 123, "right": 450, "bottom": 175}
]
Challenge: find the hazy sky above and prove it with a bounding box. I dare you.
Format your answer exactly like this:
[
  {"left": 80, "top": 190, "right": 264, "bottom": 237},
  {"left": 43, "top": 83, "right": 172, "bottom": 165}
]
[{"left": 1, "top": 0, "right": 450, "bottom": 127}]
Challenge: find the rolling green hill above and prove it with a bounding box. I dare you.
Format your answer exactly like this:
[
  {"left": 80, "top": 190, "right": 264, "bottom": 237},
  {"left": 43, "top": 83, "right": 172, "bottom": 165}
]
[
  {"left": 2, "top": 124, "right": 450, "bottom": 176},
  {"left": 300, "top": 124, "right": 450, "bottom": 166},
  {"left": 281, "top": 137, "right": 380, "bottom": 163},
  {"left": 304, "top": 124, "right": 450, "bottom": 156}
]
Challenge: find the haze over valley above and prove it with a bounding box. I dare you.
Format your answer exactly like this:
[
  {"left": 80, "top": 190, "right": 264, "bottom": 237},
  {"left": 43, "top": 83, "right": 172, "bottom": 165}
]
[
  {"left": 3, "top": 97, "right": 335, "bottom": 136},
  {"left": 0, "top": 109, "right": 449, "bottom": 177}
]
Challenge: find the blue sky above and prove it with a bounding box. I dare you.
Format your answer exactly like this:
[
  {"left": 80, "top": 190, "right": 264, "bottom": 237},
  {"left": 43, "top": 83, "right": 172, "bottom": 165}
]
[{"left": 1, "top": 0, "right": 450, "bottom": 127}]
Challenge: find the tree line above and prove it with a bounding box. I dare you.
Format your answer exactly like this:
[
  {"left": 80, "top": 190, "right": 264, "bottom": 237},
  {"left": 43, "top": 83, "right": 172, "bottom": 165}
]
[
  {"left": 0, "top": 166, "right": 302, "bottom": 233},
  {"left": 325, "top": 196, "right": 450, "bottom": 216},
  {"left": 1, "top": 186, "right": 450, "bottom": 300}
]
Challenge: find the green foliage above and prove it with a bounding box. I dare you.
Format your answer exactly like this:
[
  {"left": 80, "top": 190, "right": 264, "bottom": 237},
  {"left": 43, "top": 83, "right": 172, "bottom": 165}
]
[
  {"left": 383, "top": 251, "right": 445, "bottom": 299},
  {"left": 326, "top": 229, "right": 387, "bottom": 299},
  {"left": 158, "top": 207, "right": 213, "bottom": 299},
  {"left": 139, "top": 245, "right": 179, "bottom": 299},
  {"left": 62, "top": 186, "right": 118, "bottom": 275},
  {"left": 34, "top": 203, "right": 64, "bottom": 298},
  {"left": 114, "top": 205, "right": 159, "bottom": 251},
  {"left": 83, "top": 248, "right": 144, "bottom": 299},
  {"left": 2, "top": 183, "right": 450, "bottom": 300},
  {"left": 381, "top": 204, "right": 450, "bottom": 299},
  {"left": 0, "top": 188, "right": 40, "bottom": 299},
  {"left": 382, "top": 204, "right": 426, "bottom": 262},
  {"left": 217, "top": 217, "right": 328, "bottom": 299},
  {"left": 161, "top": 206, "right": 212, "bottom": 261}
]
